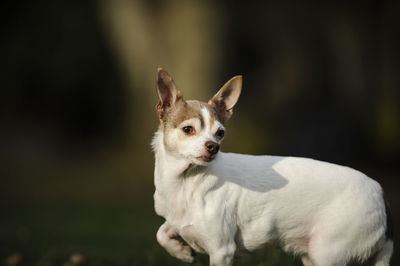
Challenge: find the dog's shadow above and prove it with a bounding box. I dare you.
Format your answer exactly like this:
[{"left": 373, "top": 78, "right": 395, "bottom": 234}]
[{"left": 208, "top": 153, "right": 289, "bottom": 193}]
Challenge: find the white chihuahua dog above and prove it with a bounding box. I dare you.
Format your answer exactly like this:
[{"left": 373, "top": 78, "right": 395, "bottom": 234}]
[{"left": 152, "top": 68, "right": 393, "bottom": 266}]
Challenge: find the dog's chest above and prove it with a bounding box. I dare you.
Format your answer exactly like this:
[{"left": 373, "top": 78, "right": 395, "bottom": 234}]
[
  {"left": 155, "top": 189, "right": 208, "bottom": 252},
  {"left": 154, "top": 185, "right": 196, "bottom": 225}
]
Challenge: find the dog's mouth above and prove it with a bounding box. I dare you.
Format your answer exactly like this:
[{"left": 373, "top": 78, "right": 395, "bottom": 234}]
[{"left": 196, "top": 155, "right": 216, "bottom": 162}]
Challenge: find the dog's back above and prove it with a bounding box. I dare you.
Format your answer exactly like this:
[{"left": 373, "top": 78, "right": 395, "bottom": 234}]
[{"left": 208, "top": 154, "right": 390, "bottom": 262}]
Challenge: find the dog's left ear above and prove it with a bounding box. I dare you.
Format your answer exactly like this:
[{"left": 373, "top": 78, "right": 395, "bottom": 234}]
[{"left": 209, "top": 75, "right": 242, "bottom": 122}]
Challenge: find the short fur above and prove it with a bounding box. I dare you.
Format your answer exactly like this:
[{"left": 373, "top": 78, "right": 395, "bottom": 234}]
[{"left": 152, "top": 68, "right": 393, "bottom": 266}]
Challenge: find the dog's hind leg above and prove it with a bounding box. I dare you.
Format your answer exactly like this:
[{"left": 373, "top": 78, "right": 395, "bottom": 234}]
[
  {"left": 306, "top": 232, "right": 351, "bottom": 266},
  {"left": 156, "top": 221, "right": 195, "bottom": 263},
  {"left": 373, "top": 240, "right": 393, "bottom": 266}
]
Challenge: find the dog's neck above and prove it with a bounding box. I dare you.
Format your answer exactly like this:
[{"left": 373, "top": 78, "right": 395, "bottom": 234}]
[{"left": 152, "top": 129, "right": 206, "bottom": 188}]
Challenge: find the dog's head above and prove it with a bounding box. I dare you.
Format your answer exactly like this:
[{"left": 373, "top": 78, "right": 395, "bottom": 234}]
[{"left": 156, "top": 68, "right": 242, "bottom": 166}]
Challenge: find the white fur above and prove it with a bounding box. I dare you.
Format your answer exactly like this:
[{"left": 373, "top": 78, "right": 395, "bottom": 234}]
[
  {"left": 201, "top": 107, "right": 224, "bottom": 143},
  {"left": 153, "top": 108, "right": 392, "bottom": 266}
]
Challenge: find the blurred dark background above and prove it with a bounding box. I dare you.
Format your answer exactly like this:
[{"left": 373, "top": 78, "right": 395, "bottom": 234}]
[{"left": 1, "top": 1, "right": 399, "bottom": 265}]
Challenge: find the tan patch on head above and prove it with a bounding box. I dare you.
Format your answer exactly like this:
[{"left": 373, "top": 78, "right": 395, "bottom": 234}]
[{"left": 162, "top": 100, "right": 222, "bottom": 129}]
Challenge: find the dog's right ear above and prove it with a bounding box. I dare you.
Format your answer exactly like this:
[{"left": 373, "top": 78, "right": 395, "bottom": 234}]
[{"left": 156, "top": 68, "right": 183, "bottom": 119}]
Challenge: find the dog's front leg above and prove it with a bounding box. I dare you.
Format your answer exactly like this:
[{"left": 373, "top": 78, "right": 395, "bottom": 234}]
[
  {"left": 156, "top": 221, "right": 194, "bottom": 263},
  {"left": 209, "top": 243, "right": 236, "bottom": 266}
]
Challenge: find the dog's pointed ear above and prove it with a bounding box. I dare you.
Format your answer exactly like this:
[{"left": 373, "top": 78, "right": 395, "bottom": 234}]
[
  {"left": 156, "top": 68, "right": 183, "bottom": 119},
  {"left": 209, "top": 75, "right": 242, "bottom": 122}
]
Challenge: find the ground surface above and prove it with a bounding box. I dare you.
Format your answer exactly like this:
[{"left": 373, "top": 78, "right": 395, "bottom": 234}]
[{"left": 0, "top": 201, "right": 304, "bottom": 266}]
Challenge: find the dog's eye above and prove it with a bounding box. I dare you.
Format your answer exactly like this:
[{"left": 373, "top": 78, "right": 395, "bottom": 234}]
[
  {"left": 182, "top": 126, "right": 195, "bottom": 135},
  {"left": 216, "top": 129, "right": 225, "bottom": 138}
]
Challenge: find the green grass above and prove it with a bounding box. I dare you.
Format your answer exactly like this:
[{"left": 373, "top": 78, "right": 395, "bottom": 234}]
[{"left": 0, "top": 200, "right": 303, "bottom": 266}]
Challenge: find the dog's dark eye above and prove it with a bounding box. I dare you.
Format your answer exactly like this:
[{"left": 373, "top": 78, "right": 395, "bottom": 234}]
[
  {"left": 182, "top": 126, "right": 195, "bottom": 135},
  {"left": 216, "top": 129, "right": 225, "bottom": 138}
]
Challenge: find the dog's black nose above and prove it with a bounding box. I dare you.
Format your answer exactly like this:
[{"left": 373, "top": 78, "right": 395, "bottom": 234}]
[{"left": 205, "top": 141, "right": 219, "bottom": 155}]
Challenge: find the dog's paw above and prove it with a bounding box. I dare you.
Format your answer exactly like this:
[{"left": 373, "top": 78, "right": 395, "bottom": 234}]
[
  {"left": 175, "top": 245, "right": 195, "bottom": 263},
  {"left": 164, "top": 238, "right": 195, "bottom": 263}
]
